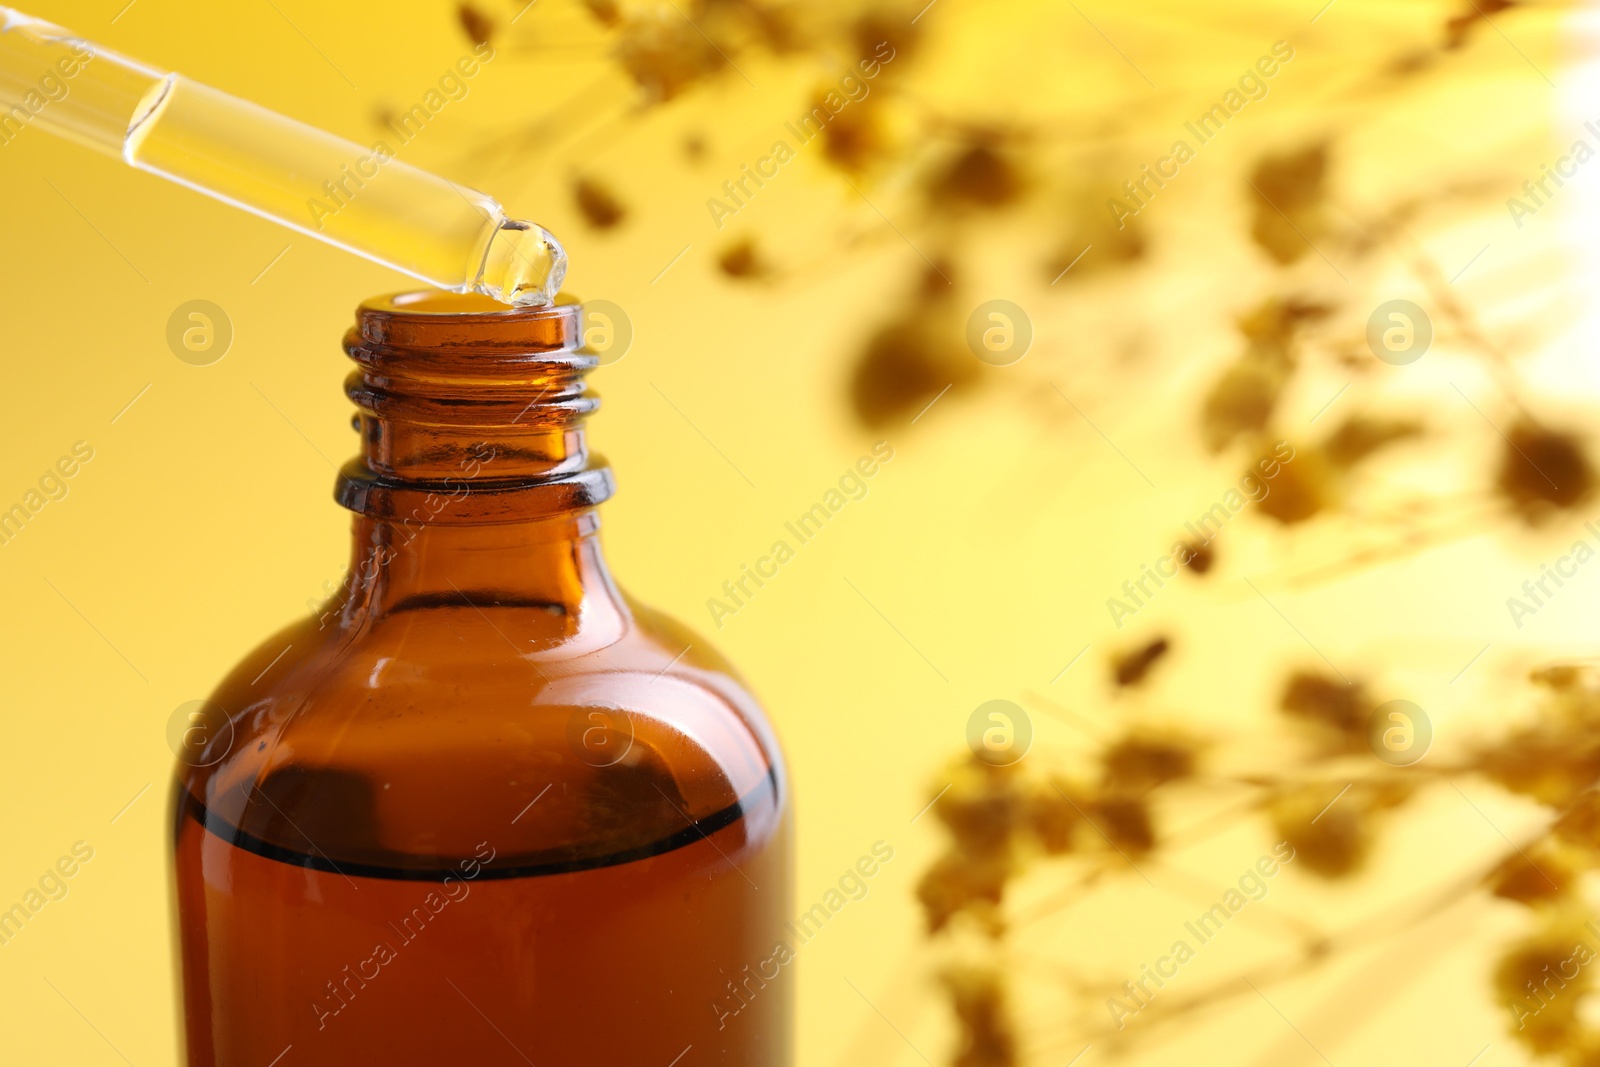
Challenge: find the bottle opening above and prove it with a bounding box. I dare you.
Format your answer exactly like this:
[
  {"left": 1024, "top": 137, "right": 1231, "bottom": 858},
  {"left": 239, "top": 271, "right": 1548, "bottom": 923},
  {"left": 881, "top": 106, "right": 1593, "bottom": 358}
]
[
  {"left": 336, "top": 288, "right": 612, "bottom": 523},
  {"left": 384, "top": 288, "right": 582, "bottom": 316}
]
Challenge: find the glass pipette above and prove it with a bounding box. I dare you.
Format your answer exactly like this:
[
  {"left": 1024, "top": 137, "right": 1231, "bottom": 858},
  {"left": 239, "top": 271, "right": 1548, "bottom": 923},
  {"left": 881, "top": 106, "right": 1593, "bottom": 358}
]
[{"left": 0, "top": 6, "right": 565, "bottom": 305}]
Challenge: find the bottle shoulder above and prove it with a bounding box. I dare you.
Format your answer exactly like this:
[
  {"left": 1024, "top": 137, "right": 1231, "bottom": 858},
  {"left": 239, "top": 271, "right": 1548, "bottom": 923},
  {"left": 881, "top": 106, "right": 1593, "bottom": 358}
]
[{"left": 177, "top": 596, "right": 785, "bottom": 875}]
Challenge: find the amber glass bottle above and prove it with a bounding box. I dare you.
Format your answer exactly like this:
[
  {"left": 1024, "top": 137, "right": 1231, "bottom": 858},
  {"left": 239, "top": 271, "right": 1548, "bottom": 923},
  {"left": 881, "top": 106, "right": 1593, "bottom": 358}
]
[{"left": 171, "top": 292, "right": 792, "bottom": 1066}]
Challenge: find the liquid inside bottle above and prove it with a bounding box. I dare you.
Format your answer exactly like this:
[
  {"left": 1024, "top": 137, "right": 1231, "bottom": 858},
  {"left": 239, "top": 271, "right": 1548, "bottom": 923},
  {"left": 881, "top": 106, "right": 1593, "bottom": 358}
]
[{"left": 171, "top": 292, "right": 791, "bottom": 1065}]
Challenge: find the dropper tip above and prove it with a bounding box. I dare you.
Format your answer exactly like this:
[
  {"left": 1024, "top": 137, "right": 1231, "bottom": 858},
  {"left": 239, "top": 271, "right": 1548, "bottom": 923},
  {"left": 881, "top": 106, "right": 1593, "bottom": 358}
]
[{"left": 476, "top": 219, "right": 567, "bottom": 308}]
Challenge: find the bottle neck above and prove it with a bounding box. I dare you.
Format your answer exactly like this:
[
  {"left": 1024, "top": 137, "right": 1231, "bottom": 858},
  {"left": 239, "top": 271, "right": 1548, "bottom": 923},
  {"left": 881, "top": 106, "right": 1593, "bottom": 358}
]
[
  {"left": 333, "top": 509, "right": 628, "bottom": 642},
  {"left": 323, "top": 291, "right": 622, "bottom": 641},
  {"left": 335, "top": 290, "right": 612, "bottom": 526}
]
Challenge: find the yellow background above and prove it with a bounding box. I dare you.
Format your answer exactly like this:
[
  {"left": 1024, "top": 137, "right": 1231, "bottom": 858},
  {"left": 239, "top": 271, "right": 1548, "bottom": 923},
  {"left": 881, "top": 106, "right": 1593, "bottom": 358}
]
[{"left": 2, "top": 1, "right": 1599, "bottom": 1064}]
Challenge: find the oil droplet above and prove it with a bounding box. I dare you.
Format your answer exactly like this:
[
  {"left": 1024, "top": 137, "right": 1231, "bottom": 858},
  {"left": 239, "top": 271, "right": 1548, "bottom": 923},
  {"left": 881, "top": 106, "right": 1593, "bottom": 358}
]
[{"left": 476, "top": 219, "right": 568, "bottom": 307}]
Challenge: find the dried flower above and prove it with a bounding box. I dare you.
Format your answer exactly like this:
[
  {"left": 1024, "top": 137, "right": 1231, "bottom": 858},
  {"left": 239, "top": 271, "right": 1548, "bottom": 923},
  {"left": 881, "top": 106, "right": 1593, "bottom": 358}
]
[
  {"left": 1497, "top": 421, "right": 1594, "bottom": 524},
  {"left": 1486, "top": 845, "right": 1575, "bottom": 906},
  {"left": 1321, "top": 415, "right": 1424, "bottom": 470},
  {"left": 1101, "top": 728, "right": 1200, "bottom": 793},
  {"left": 931, "top": 761, "right": 1022, "bottom": 860},
  {"left": 1024, "top": 776, "right": 1083, "bottom": 855},
  {"left": 1200, "top": 353, "right": 1291, "bottom": 453},
  {"left": 1445, "top": 0, "right": 1516, "bottom": 51},
  {"left": 918, "top": 850, "right": 1013, "bottom": 935},
  {"left": 940, "top": 966, "right": 1017, "bottom": 1067},
  {"left": 718, "top": 237, "right": 770, "bottom": 279},
  {"left": 456, "top": 2, "right": 495, "bottom": 45},
  {"left": 614, "top": 8, "right": 728, "bottom": 103},
  {"left": 1270, "top": 781, "right": 1411, "bottom": 879},
  {"left": 1045, "top": 197, "right": 1147, "bottom": 283},
  {"left": 580, "top": 0, "right": 622, "bottom": 28},
  {"left": 851, "top": 9, "right": 920, "bottom": 75},
  {"left": 1088, "top": 794, "right": 1156, "bottom": 854},
  {"left": 818, "top": 95, "right": 886, "bottom": 173},
  {"left": 573, "top": 176, "right": 627, "bottom": 230},
  {"left": 1237, "top": 295, "right": 1334, "bottom": 351},
  {"left": 1112, "top": 636, "right": 1170, "bottom": 688},
  {"left": 1279, "top": 670, "right": 1371, "bottom": 750},
  {"left": 1481, "top": 726, "right": 1600, "bottom": 810},
  {"left": 1248, "top": 144, "right": 1329, "bottom": 266},
  {"left": 927, "top": 134, "right": 1026, "bottom": 210},
  {"left": 849, "top": 264, "right": 974, "bottom": 428},
  {"left": 1254, "top": 444, "right": 1333, "bottom": 525},
  {"left": 1494, "top": 915, "right": 1593, "bottom": 1056},
  {"left": 1181, "top": 539, "right": 1215, "bottom": 574}
]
